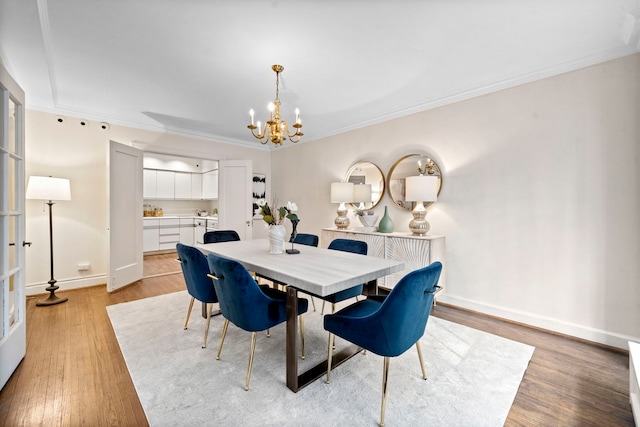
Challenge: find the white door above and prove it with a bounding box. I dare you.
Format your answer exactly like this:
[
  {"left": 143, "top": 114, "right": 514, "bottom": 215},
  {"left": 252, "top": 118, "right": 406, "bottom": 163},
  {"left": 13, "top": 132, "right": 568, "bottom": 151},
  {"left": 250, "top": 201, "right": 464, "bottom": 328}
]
[
  {"left": 108, "top": 141, "right": 143, "bottom": 291},
  {"left": 0, "top": 64, "right": 26, "bottom": 389},
  {"left": 218, "top": 160, "right": 252, "bottom": 240}
]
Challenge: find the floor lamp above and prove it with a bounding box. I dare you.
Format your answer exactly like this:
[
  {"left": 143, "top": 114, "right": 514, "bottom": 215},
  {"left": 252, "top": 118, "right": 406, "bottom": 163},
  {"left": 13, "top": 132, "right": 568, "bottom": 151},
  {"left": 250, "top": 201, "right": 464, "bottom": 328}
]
[{"left": 26, "top": 176, "right": 71, "bottom": 306}]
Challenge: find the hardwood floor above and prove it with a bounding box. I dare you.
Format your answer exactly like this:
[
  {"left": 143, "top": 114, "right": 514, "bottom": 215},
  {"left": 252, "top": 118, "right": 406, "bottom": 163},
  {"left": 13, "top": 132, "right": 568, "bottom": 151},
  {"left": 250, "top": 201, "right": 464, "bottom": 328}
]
[{"left": 0, "top": 254, "right": 634, "bottom": 426}]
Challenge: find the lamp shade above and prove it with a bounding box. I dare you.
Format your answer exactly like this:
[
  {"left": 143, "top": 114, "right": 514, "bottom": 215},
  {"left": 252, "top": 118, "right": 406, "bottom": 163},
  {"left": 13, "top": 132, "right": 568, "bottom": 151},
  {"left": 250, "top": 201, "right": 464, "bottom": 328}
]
[
  {"left": 330, "top": 182, "right": 354, "bottom": 203},
  {"left": 405, "top": 175, "right": 438, "bottom": 202},
  {"left": 353, "top": 184, "right": 372, "bottom": 203},
  {"left": 26, "top": 176, "right": 71, "bottom": 201}
]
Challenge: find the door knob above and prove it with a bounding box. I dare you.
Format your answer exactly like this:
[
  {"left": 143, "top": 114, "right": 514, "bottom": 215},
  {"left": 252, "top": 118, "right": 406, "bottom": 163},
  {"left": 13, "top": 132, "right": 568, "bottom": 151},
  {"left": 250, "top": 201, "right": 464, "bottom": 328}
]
[{"left": 23, "top": 241, "right": 32, "bottom": 247}]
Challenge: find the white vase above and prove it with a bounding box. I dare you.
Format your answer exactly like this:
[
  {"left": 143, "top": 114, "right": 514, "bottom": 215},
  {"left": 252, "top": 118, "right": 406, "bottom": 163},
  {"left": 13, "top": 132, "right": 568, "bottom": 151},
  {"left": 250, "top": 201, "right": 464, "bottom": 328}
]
[{"left": 268, "top": 224, "right": 286, "bottom": 254}]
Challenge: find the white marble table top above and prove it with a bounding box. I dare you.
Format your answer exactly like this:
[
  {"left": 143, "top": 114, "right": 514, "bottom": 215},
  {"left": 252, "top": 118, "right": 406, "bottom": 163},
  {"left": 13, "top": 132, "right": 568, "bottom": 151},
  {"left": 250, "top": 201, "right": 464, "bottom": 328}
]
[{"left": 196, "top": 239, "right": 404, "bottom": 297}]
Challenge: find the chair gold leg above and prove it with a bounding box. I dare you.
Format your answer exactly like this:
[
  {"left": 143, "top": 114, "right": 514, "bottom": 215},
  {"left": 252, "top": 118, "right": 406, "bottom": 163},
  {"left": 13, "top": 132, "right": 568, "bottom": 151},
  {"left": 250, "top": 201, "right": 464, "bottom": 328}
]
[
  {"left": 325, "top": 333, "right": 335, "bottom": 384},
  {"left": 416, "top": 341, "right": 427, "bottom": 380},
  {"left": 380, "top": 357, "right": 390, "bottom": 427},
  {"left": 216, "top": 319, "right": 229, "bottom": 360},
  {"left": 330, "top": 303, "right": 337, "bottom": 350},
  {"left": 202, "top": 303, "right": 212, "bottom": 348},
  {"left": 310, "top": 296, "right": 316, "bottom": 311},
  {"left": 245, "top": 332, "right": 257, "bottom": 391},
  {"left": 299, "top": 315, "right": 305, "bottom": 360},
  {"left": 266, "top": 329, "right": 270, "bottom": 337},
  {"left": 321, "top": 300, "right": 326, "bottom": 315},
  {"left": 184, "top": 297, "right": 195, "bottom": 329}
]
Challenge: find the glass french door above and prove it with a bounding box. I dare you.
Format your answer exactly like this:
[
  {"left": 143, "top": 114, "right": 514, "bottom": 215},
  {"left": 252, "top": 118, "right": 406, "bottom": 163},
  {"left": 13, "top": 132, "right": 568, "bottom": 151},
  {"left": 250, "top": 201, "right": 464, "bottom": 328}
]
[{"left": 0, "top": 64, "right": 26, "bottom": 390}]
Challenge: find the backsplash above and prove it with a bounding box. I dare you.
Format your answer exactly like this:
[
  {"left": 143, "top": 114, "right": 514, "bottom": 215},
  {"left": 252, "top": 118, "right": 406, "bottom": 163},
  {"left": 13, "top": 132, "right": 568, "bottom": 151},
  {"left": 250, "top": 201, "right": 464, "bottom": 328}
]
[{"left": 143, "top": 199, "right": 218, "bottom": 216}]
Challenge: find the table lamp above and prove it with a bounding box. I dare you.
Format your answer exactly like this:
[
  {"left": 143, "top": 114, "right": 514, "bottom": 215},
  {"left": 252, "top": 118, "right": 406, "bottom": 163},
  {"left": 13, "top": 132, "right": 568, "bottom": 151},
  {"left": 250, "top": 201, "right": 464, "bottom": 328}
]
[
  {"left": 353, "top": 183, "right": 372, "bottom": 211},
  {"left": 405, "top": 175, "right": 438, "bottom": 235},
  {"left": 26, "top": 176, "right": 71, "bottom": 306},
  {"left": 330, "top": 182, "right": 354, "bottom": 229}
]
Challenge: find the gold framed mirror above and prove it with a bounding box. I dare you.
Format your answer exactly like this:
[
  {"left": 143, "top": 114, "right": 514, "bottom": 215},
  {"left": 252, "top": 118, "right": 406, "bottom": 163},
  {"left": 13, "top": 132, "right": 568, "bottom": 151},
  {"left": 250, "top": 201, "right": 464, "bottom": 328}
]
[
  {"left": 344, "top": 161, "right": 385, "bottom": 210},
  {"left": 387, "top": 154, "right": 443, "bottom": 211}
]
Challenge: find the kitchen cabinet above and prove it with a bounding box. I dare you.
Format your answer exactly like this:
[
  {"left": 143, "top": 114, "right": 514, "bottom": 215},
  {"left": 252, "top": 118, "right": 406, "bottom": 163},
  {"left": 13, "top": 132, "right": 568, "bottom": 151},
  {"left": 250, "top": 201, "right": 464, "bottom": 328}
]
[
  {"left": 202, "top": 170, "right": 218, "bottom": 199},
  {"left": 191, "top": 173, "right": 202, "bottom": 199},
  {"left": 179, "top": 218, "right": 195, "bottom": 245},
  {"left": 144, "top": 217, "right": 199, "bottom": 252},
  {"left": 143, "top": 169, "right": 157, "bottom": 199},
  {"left": 158, "top": 218, "right": 180, "bottom": 250},
  {"left": 321, "top": 228, "right": 446, "bottom": 298},
  {"left": 174, "top": 172, "right": 192, "bottom": 199},
  {"left": 143, "top": 218, "right": 160, "bottom": 252},
  {"left": 156, "top": 170, "right": 175, "bottom": 199},
  {"left": 143, "top": 168, "right": 215, "bottom": 200}
]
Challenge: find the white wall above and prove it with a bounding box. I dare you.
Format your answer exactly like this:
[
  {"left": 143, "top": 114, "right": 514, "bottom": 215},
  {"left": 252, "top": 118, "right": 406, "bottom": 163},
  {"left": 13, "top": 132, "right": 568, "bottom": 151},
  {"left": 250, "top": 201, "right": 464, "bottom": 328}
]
[
  {"left": 25, "top": 110, "right": 270, "bottom": 293},
  {"left": 270, "top": 54, "right": 640, "bottom": 349}
]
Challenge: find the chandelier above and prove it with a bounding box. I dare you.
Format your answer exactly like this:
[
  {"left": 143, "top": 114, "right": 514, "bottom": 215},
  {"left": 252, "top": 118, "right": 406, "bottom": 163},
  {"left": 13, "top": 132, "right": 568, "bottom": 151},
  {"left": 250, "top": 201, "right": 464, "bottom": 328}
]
[{"left": 247, "top": 65, "right": 303, "bottom": 146}]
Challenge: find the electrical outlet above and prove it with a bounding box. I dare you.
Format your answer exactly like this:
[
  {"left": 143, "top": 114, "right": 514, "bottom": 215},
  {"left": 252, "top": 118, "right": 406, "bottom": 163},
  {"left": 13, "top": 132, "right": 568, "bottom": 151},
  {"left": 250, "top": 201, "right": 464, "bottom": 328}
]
[{"left": 78, "top": 263, "right": 90, "bottom": 271}]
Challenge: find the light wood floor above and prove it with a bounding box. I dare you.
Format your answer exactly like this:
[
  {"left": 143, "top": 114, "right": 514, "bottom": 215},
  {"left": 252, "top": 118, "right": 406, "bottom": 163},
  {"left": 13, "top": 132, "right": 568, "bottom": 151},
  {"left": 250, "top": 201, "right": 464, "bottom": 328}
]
[{"left": 0, "top": 253, "right": 634, "bottom": 426}]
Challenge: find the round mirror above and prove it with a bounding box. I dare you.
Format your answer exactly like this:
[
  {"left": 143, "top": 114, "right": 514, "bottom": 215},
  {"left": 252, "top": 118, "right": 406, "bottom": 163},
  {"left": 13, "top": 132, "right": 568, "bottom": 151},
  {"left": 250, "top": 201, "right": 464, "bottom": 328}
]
[
  {"left": 387, "top": 154, "right": 443, "bottom": 211},
  {"left": 344, "top": 161, "right": 385, "bottom": 210}
]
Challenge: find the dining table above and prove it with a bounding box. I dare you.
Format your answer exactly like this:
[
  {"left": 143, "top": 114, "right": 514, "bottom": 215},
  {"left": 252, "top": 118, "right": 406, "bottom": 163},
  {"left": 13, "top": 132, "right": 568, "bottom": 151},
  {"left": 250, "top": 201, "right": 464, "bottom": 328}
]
[{"left": 196, "top": 238, "right": 404, "bottom": 392}]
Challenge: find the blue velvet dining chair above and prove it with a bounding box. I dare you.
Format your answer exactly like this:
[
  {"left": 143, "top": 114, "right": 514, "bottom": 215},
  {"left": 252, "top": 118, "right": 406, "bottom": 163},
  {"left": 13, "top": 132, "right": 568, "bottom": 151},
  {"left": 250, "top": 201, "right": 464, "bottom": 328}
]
[
  {"left": 292, "top": 233, "right": 319, "bottom": 247},
  {"left": 203, "top": 229, "right": 240, "bottom": 244},
  {"left": 323, "top": 261, "right": 442, "bottom": 427},
  {"left": 206, "top": 253, "right": 309, "bottom": 391},
  {"left": 319, "top": 238, "right": 368, "bottom": 314},
  {"left": 176, "top": 243, "right": 219, "bottom": 349}
]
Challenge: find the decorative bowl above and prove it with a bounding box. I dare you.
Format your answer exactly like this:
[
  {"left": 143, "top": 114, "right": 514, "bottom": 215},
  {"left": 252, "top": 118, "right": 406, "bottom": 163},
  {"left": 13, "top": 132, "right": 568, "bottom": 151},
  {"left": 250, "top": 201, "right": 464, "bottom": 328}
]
[{"left": 359, "top": 214, "right": 378, "bottom": 227}]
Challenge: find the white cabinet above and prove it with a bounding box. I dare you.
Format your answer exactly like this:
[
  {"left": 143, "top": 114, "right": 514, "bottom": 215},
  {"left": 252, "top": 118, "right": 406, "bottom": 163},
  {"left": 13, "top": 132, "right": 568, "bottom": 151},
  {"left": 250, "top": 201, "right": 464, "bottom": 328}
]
[
  {"left": 321, "top": 228, "right": 446, "bottom": 297},
  {"left": 143, "top": 218, "right": 160, "bottom": 252},
  {"left": 144, "top": 217, "right": 197, "bottom": 253},
  {"left": 174, "top": 172, "right": 192, "bottom": 199},
  {"left": 158, "top": 218, "right": 180, "bottom": 250},
  {"left": 143, "top": 169, "right": 157, "bottom": 199},
  {"left": 191, "top": 173, "right": 202, "bottom": 199},
  {"left": 202, "top": 170, "right": 218, "bottom": 199},
  {"left": 156, "top": 170, "right": 175, "bottom": 199},
  {"left": 144, "top": 169, "right": 205, "bottom": 200},
  {"left": 179, "top": 218, "right": 195, "bottom": 246}
]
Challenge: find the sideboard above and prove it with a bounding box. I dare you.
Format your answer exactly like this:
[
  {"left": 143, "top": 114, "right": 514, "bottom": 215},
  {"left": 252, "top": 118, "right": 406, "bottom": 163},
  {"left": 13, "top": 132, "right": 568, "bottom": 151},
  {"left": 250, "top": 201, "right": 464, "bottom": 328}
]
[{"left": 321, "top": 228, "right": 446, "bottom": 299}]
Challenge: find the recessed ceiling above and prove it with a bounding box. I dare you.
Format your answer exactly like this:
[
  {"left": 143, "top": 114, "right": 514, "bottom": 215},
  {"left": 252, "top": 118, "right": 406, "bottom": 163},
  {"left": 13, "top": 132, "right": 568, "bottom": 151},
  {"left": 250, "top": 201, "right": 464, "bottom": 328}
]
[{"left": 1, "top": 0, "right": 638, "bottom": 149}]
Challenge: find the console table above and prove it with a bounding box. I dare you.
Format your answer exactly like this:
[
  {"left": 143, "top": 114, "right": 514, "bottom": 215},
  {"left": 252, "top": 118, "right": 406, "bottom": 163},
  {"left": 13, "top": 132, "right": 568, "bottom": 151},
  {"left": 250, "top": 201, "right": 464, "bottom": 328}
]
[{"left": 321, "top": 228, "right": 446, "bottom": 298}]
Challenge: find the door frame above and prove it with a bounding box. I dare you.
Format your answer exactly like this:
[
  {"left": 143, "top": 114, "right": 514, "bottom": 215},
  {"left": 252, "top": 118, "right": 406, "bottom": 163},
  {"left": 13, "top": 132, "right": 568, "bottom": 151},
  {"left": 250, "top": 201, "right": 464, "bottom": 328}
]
[
  {"left": 107, "top": 141, "right": 143, "bottom": 292},
  {"left": 0, "top": 63, "right": 27, "bottom": 389}
]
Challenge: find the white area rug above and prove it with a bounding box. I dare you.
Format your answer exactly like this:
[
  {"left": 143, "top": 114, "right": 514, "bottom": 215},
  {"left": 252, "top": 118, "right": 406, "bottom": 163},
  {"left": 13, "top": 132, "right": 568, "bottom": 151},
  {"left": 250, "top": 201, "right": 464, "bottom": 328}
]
[{"left": 107, "top": 291, "right": 534, "bottom": 426}]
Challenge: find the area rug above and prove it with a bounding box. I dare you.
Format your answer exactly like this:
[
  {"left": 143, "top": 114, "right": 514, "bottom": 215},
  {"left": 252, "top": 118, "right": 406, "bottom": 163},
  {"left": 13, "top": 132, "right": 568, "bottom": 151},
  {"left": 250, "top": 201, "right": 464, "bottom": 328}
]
[{"left": 107, "top": 291, "right": 534, "bottom": 426}]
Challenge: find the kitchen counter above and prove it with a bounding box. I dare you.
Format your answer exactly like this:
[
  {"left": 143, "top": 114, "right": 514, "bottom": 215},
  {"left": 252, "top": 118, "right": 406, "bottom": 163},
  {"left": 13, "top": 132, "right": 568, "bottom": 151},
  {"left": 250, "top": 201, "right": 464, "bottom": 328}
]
[{"left": 143, "top": 215, "right": 218, "bottom": 220}]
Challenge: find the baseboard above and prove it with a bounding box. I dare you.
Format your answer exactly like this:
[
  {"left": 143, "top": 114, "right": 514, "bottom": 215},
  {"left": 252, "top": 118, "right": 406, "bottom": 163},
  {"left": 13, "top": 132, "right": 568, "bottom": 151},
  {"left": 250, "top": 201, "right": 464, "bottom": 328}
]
[
  {"left": 438, "top": 294, "right": 639, "bottom": 350},
  {"left": 26, "top": 275, "right": 107, "bottom": 296}
]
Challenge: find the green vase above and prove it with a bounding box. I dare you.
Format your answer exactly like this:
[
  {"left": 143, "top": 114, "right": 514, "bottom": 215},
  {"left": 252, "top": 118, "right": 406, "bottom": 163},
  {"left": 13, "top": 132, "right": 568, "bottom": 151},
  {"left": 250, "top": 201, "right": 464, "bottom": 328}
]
[{"left": 378, "top": 206, "right": 394, "bottom": 233}]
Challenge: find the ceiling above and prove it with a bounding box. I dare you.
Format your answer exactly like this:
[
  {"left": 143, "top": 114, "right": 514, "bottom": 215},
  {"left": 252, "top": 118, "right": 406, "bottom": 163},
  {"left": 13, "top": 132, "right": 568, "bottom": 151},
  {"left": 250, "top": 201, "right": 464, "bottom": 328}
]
[{"left": 1, "top": 0, "right": 639, "bottom": 149}]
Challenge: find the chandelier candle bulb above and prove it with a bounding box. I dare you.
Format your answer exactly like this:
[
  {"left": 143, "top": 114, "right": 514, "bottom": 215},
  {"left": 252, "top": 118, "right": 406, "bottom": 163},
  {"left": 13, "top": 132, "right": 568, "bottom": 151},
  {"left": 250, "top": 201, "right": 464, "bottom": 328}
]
[{"left": 249, "top": 109, "right": 254, "bottom": 125}]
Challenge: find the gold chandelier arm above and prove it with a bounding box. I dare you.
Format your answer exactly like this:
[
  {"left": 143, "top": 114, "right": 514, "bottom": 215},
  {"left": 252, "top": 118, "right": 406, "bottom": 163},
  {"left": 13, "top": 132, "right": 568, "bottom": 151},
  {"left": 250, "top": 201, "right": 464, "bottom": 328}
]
[
  {"left": 248, "top": 123, "right": 269, "bottom": 144},
  {"left": 280, "top": 120, "right": 303, "bottom": 143}
]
